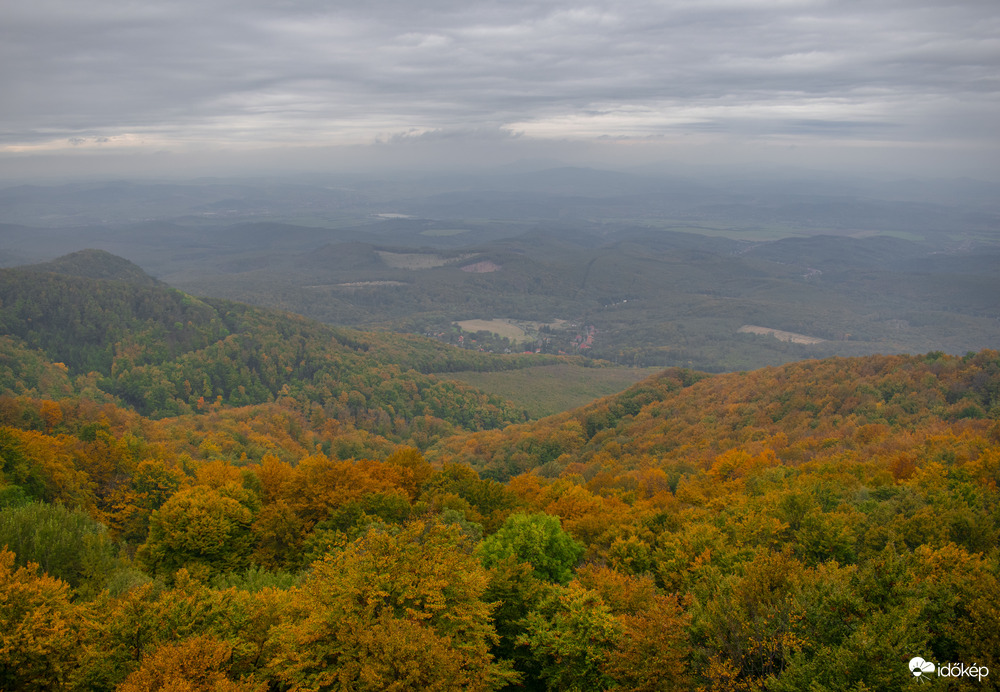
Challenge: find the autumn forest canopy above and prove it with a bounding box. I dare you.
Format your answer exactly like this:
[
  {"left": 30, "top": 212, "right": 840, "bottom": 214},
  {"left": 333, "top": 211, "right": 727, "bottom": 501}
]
[{"left": 1, "top": 251, "right": 999, "bottom": 691}]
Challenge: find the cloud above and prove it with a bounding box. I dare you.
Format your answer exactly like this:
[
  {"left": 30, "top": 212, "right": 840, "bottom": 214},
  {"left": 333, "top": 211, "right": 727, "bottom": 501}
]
[
  {"left": 382, "top": 126, "right": 524, "bottom": 144},
  {"left": 0, "top": 0, "right": 997, "bottom": 177}
]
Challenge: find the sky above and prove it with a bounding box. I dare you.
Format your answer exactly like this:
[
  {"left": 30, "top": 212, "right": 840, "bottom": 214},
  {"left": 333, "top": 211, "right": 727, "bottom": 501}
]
[{"left": 1, "top": 0, "right": 998, "bottom": 181}]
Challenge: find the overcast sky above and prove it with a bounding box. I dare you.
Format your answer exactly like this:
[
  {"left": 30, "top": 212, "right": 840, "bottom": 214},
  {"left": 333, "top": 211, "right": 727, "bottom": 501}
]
[{"left": 1, "top": 0, "right": 998, "bottom": 180}]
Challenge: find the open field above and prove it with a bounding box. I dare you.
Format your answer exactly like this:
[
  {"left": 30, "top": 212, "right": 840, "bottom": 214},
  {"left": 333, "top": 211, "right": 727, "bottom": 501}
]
[
  {"left": 376, "top": 251, "right": 475, "bottom": 269},
  {"left": 455, "top": 318, "right": 572, "bottom": 343},
  {"left": 456, "top": 319, "right": 528, "bottom": 342},
  {"left": 442, "top": 363, "right": 664, "bottom": 418},
  {"left": 738, "top": 325, "right": 826, "bottom": 344},
  {"left": 335, "top": 281, "right": 408, "bottom": 289}
]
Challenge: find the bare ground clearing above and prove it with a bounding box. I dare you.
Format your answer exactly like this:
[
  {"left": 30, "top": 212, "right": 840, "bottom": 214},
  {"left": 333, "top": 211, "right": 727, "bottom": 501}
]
[
  {"left": 456, "top": 319, "right": 528, "bottom": 341},
  {"left": 376, "top": 251, "right": 475, "bottom": 269},
  {"left": 738, "top": 325, "right": 825, "bottom": 344}
]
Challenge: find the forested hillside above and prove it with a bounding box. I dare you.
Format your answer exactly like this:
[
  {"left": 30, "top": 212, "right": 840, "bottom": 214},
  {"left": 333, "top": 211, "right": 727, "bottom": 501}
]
[
  {"left": 1, "top": 260, "right": 998, "bottom": 690},
  {"left": 167, "top": 227, "right": 1000, "bottom": 372},
  {"left": 0, "top": 260, "right": 552, "bottom": 449},
  {"left": 430, "top": 350, "right": 1000, "bottom": 480}
]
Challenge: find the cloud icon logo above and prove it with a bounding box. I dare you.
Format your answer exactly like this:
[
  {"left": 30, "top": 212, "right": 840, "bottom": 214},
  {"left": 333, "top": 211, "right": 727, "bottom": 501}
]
[{"left": 910, "top": 657, "right": 936, "bottom": 677}]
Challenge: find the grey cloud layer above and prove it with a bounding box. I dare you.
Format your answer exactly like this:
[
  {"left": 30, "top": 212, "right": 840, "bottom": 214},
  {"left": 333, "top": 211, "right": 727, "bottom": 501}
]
[{"left": 1, "top": 0, "right": 997, "bottom": 155}]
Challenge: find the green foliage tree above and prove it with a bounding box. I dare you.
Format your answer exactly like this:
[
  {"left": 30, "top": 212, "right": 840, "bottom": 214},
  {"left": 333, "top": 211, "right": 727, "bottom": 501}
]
[
  {"left": 482, "top": 556, "right": 548, "bottom": 688},
  {"left": 517, "top": 580, "right": 622, "bottom": 692},
  {"left": 0, "top": 501, "right": 120, "bottom": 595},
  {"left": 478, "top": 512, "right": 584, "bottom": 584},
  {"left": 137, "top": 484, "right": 256, "bottom": 580}
]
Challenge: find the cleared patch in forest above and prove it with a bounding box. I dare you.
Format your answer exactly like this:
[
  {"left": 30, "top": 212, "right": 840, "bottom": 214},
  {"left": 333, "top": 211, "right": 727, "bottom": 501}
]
[
  {"left": 457, "top": 319, "right": 528, "bottom": 342},
  {"left": 460, "top": 261, "right": 501, "bottom": 273},
  {"left": 336, "top": 281, "right": 408, "bottom": 289},
  {"left": 738, "top": 325, "right": 825, "bottom": 344},
  {"left": 455, "top": 318, "right": 573, "bottom": 346},
  {"left": 376, "top": 251, "right": 475, "bottom": 269}
]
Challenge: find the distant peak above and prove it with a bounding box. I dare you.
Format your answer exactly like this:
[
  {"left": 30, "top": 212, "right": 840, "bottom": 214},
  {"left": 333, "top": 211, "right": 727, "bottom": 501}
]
[{"left": 21, "top": 249, "right": 159, "bottom": 286}]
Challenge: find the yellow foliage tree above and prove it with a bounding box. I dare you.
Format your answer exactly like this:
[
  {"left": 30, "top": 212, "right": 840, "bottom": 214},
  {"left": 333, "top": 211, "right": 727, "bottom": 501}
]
[
  {"left": 0, "top": 548, "right": 87, "bottom": 691},
  {"left": 268, "top": 521, "right": 514, "bottom": 691},
  {"left": 117, "top": 635, "right": 264, "bottom": 692}
]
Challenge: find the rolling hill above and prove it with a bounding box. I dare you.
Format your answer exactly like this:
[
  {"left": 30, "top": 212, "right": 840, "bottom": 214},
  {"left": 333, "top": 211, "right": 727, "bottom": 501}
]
[{"left": 0, "top": 256, "right": 548, "bottom": 448}]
